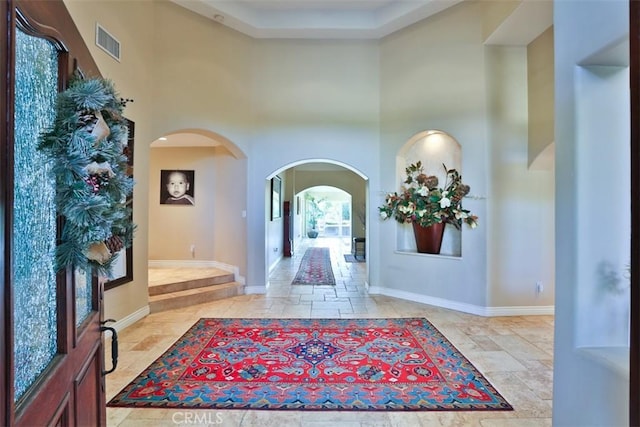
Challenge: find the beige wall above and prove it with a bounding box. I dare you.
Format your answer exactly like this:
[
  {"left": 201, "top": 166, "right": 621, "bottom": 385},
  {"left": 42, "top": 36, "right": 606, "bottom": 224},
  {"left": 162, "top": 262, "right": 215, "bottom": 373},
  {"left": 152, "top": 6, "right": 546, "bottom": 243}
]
[
  {"left": 378, "top": 1, "right": 555, "bottom": 309},
  {"left": 251, "top": 39, "right": 379, "bottom": 129},
  {"left": 528, "top": 27, "right": 555, "bottom": 167},
  {"left": 244, "top": 37, "right": 379, "bottom": 288},
  {"left": 379, "top": 2, "right": 490, "bottom": 305},
  {"left": 486, "top": 45, "right": 555, "bottom": 307},
  {"left": 64, "top": 0, "right": 555, "bottom": 318},
  {"left": 481, "top": 0, "right": 521, "bottom": 41},
  {"left": 65, "top": 0, "right": 252, "bottom": 318},
  {"left": 64, "top": 0, "right": 155, "bottom": 321},
  {"left": 149, "top": 147, "right": 246, "bottom": 272},
  {"left": 151, "top": 1, "right": 254, "bottom": 151},
  {"left": 150, "top": 13, "right": 379, "bottom": 286}
]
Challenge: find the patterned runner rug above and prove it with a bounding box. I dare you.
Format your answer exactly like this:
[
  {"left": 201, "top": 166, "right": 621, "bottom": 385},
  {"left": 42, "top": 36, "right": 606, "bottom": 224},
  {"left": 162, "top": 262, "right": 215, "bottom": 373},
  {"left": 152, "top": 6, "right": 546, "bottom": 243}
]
[
  {"left": 108, "top": 318, "right": 513, "bottom": 411},
  {"left": 291, "top": 247, "right": 335, "bottom": 285}
]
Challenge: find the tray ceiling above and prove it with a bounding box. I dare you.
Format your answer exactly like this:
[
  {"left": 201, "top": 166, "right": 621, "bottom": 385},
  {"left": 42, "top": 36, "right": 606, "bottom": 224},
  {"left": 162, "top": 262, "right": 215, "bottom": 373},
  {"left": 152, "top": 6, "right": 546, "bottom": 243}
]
[{"left": 170, "top": 0, "right": 465, "bottom": 39}]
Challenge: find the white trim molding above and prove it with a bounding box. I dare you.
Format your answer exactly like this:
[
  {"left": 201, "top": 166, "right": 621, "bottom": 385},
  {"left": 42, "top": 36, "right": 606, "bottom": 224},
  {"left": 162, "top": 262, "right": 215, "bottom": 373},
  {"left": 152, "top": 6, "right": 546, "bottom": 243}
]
[
  {"left": 148, "top": 259, "right": 245, "bottom": 285},
  {"left": 367, "top": 286, "right": 554, "bottom": 317},
  {"left": 244, "top": 285, "right": 267, "bottom": 294},
  {"left": 269, "top": 255, "right": 283, "bottom": 274},
  {"left": 109, "top": 305, "right": 150, "bottom": 332}
]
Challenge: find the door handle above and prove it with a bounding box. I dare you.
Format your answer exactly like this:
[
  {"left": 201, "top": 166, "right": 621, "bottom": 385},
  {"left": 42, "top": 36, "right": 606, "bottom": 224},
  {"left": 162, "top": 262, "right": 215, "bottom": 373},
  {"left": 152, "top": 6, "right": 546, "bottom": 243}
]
[{"left": 101, "top": 319, "right": 118, "bottom": 375}]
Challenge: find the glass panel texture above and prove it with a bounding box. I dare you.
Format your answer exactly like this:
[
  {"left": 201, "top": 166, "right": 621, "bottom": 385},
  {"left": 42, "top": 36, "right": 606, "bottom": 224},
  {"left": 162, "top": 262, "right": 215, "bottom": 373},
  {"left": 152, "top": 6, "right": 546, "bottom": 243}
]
[
  {"left": 13, "top": 29, "right": 59, "bottom": 401},
  {"left": 75, "top": 268, "right": 92, "bottom": 327}
]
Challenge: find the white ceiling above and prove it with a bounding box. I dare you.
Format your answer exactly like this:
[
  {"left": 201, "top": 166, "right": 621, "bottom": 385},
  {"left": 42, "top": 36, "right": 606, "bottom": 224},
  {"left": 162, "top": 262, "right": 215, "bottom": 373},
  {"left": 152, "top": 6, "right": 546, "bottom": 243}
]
[{"left": 170, "top": 0, "right": 465, "bottom": 39}]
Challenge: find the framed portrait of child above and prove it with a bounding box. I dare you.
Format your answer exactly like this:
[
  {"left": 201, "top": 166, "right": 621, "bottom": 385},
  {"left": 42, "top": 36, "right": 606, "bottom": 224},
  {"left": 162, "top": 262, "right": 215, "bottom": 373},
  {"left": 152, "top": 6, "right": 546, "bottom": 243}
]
[{"left": 160, "top": 169, "right": 195, "bottom": 205}]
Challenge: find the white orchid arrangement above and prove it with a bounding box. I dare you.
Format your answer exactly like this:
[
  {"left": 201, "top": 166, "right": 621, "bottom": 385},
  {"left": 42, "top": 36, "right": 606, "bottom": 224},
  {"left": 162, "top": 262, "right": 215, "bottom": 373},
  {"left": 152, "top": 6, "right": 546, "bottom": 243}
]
[{"left": 379, "top": 161, "right": 478, "bottom": 229}]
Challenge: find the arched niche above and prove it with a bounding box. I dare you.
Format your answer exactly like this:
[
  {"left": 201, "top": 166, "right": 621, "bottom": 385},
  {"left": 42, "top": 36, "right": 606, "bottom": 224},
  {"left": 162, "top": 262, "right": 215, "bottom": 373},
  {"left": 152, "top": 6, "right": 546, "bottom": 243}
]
[{"left": 396, "top": 130, "right": 463, "bottom": 257}]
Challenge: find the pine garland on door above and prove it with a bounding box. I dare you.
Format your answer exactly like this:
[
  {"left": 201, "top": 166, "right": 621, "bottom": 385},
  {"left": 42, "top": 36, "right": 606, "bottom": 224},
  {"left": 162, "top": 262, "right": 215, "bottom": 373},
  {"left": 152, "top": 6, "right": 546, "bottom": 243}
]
[{"left": 38, "top": 77, "right": 135, "bottom": 276}]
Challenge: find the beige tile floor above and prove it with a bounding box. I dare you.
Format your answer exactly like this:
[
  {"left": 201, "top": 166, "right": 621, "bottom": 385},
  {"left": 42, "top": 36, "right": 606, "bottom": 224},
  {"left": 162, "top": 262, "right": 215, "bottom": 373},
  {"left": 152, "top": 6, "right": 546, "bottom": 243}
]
[{"left": 106, "top": 237, "right": 554, "bottom": 427}]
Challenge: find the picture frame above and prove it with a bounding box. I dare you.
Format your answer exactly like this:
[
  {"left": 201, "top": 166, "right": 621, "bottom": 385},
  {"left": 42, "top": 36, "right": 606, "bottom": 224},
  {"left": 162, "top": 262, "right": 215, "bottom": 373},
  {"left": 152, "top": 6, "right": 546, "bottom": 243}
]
[
  {"left": 271, "top": 175, "right": 282, "bottom": 220},
  {"left": 105, "top": 119, "right": 135, "bottom": 290},
  {"left": 160, "top": 169, "right": 195, "bottom": 205}
]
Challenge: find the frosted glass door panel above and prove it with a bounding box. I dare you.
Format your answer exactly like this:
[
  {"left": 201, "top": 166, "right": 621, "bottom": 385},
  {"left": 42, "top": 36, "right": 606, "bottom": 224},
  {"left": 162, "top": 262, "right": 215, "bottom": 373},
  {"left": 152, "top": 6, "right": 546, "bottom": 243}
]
[
  {"left": 13, "top": 28, "right": 59, "bottom": 402},
  {"left": 75, "top": 268, "right": 92, "bottom": 327}
]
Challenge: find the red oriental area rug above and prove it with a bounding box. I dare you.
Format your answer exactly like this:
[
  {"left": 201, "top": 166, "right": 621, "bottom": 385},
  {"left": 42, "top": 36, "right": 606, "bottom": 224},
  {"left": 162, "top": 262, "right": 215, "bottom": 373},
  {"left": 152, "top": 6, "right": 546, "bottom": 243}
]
[
  {"left": 108, "top": 318, "right": 512, "bottom": 411},
  {"left": 291, "top": 247, "right": 335, "bottom": 285}
]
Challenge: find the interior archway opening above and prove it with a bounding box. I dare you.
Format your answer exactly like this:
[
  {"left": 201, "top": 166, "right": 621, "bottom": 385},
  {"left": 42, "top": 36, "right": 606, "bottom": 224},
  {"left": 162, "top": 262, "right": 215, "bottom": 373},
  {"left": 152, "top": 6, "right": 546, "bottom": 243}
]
[
  {"left": 265, "top": 160, "right": 368, "bottom": 292},
  {"left": 147, "top": 130, "right": 247, "bottom": 312},
  {"left": 297, "top": 185, "right": 353, "bottom": 255}
]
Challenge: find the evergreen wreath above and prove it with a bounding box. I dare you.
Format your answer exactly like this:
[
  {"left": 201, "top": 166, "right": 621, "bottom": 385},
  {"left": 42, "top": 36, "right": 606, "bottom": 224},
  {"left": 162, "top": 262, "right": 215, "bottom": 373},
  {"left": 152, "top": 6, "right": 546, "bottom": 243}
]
[{"left": 38, "top": 77, "right": 135, "bottom": 276}]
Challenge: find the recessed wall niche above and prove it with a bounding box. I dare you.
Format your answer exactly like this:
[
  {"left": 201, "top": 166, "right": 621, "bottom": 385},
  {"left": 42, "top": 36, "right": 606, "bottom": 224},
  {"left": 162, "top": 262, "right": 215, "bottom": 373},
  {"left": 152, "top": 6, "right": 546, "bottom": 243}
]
[{"left": 396, "top": 130, "right": 463, "bottom": 257}]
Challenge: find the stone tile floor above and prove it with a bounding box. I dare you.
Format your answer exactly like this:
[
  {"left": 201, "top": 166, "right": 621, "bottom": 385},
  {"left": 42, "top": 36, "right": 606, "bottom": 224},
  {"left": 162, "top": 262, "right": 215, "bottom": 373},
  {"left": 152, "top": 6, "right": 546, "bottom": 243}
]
[{"left": 107, "top": 237, "right": 553, "bottom": 426}]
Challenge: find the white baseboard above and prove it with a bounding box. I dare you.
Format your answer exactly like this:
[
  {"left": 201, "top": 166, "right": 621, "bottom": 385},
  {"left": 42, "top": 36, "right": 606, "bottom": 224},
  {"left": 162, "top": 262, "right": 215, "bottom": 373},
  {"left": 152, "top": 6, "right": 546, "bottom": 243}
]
[
  {"left": 244, "top": 285, "right": 267, "bottom": 294},
  {"left": 483, "top": 305, "right": 555, "bottom": 316},
  {"left": 269, "top": 255, "right": 283, "bottom": 273},
  {"left": 367, "top": 286, "right": 554, "bottom": 317},
  {"left": 148, "top": 259, "right": 245, "bottom": 285},
  {"left": 109, "top": 305, "right": 150, "bottom": 332}
]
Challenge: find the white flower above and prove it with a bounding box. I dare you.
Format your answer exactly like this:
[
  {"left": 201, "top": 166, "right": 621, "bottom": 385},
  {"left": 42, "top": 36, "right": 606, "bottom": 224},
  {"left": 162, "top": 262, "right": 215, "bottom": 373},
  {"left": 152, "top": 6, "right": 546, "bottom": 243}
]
[
  {"left": 455, "top": 210, "right": 468, "bottom": 220},
  {"left": 417, "top": 186, "right": 429, "bottom": 197},
  {"left": 398, "top": 203, "right": 414, "bottom": 214},
  {"left": 439, "top": 196, "right": 451, "bottom": 209},
  {"left": 415, "top": 209, "right": 426, "bottom": 217},
  {"left": 380, "top": 211, "right": 388, "bottom": 220},
  {"left": 470, "top": 221, "right": 477, "bottom": 229}
]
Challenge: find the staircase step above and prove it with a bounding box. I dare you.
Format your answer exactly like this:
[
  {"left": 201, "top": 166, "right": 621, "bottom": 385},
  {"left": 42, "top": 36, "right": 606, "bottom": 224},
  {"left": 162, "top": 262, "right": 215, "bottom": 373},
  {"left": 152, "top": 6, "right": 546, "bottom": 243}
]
[
  {"left": 149, "top": 268, "right": 235, "bottom": 296},
  {"left": 149, "top": 281, "right": 243, "bottom": 313}
]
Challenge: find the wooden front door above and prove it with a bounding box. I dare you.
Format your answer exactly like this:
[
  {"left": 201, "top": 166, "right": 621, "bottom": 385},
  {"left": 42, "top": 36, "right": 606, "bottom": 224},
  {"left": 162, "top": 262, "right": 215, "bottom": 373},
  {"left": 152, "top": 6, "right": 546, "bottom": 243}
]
[{"left": 1, "top": 1, "right": 109, "bottom": 425}]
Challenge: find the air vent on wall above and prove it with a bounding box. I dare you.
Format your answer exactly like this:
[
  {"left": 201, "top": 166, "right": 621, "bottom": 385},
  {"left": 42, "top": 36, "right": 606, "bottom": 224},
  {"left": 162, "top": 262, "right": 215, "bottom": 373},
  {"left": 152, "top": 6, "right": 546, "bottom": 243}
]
[{"left": 95, "top": 23, "right": 120, "bottom": 62}]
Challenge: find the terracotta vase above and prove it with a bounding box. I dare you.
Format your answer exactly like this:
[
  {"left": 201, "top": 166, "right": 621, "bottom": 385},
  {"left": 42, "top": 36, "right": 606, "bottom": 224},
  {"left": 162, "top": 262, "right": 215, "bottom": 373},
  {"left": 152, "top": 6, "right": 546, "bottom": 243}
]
[{"left": 412, "top": 222, "right": 446, "bottom": 254}]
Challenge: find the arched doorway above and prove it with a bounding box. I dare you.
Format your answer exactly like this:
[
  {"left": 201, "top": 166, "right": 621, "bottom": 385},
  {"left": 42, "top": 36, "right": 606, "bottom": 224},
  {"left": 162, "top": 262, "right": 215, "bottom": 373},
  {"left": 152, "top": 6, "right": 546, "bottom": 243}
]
[
  {"left": 298, "top": 185, "right": 353, "bottom": 251},
  {"left": 265, "top": 160, "right": 368, "bottom": 288},
  {"left": 148, "top": 130, "right": 246, "bottom": 264},
  {"left": 147, "top": 130, "right": 247, "bottom": 312}
]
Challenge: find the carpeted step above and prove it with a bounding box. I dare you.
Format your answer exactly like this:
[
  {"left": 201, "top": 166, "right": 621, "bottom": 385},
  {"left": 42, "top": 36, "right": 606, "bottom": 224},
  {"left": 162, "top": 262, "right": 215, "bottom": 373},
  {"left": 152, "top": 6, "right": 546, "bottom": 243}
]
[
  {"left": 149, "top": 268, "right": 235, "bottom": 296},
  {"left": 149, "top": 282, "right": 243, "bottom": 313}
]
